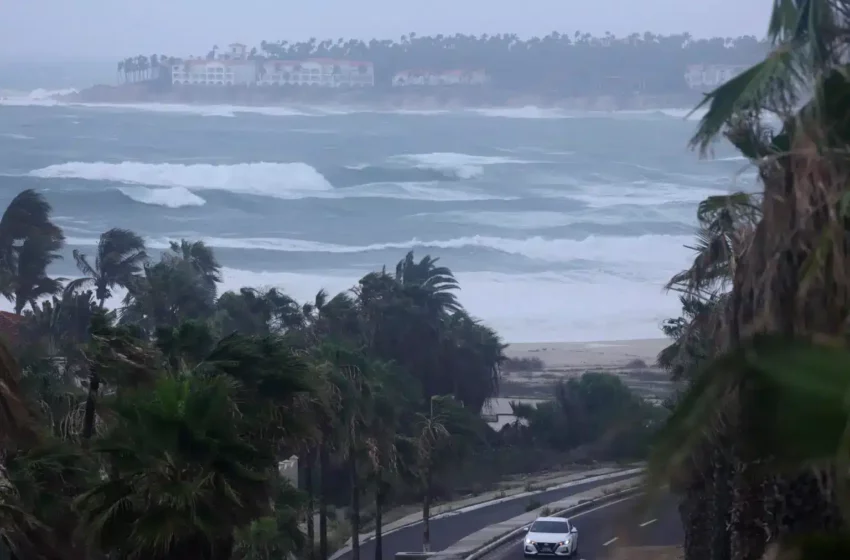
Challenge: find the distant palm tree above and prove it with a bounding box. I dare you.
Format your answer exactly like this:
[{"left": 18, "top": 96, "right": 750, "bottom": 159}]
[
  {"left": 67, "top": 228, "right": 148, "bottom": 307},
  {"left": 150, "top": 54, "right": 159, "bottom": 79}
]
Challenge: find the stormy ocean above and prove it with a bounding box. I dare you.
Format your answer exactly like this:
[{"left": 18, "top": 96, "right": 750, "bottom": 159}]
[{"left": 0, "top": 93, "right": 752, "bottom": 342}]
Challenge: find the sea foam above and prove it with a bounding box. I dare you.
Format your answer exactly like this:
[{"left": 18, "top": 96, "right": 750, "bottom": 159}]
[
  {"left": 66, "top": 232, "right": 693, "bottom": 275},
  {"left": 27, "top": 155, "right": 524, "bottom": 206}
]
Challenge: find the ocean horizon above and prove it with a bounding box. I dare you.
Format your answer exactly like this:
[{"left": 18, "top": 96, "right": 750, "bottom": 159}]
[{"left": 0, "top": 89, "right": 755, "bottom": 343}]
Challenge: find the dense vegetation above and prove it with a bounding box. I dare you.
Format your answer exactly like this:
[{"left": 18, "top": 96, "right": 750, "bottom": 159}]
[
  {"left": 117, "top": 31, "right": 767, "bottom": 95},
  {"left": 507, "top": 373, "right": 664, "bottom": 462},
  {"left": 654, "top": 1, "right": 850, "bottom": 558},
  {"left": 0, "top": 189, "right": 659, "bottom": 560}
]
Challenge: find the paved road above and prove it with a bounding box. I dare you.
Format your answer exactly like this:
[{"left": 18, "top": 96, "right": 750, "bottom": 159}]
[
  {"left": 481, "top": 493, "right": 682, "bottom": 560},
  {"left": 339, "top": 473, "right": 642, "bottom": 560}
]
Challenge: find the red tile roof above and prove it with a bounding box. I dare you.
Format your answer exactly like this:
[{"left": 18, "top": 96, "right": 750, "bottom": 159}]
[
  {"left": 179, "top": 59, "right": 255, "bottom": 67},
  {"left": 0, "top": 311, "right": 22, "bottom": 345}
]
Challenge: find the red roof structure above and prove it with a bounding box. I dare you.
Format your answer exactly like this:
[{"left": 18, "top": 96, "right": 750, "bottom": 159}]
[{"left": 0, "top": 311, "right": 22, "bottom": 346}]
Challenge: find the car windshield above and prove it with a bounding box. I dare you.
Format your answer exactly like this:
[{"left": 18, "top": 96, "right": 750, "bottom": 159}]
[{"left": 530, "top": 521, "right": 569, "bottom": 534}]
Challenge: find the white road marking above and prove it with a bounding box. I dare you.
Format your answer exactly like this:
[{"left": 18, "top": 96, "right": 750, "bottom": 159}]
[
  {"left": 603, "top": 537, "right": 619, "bottom": 546},
  {"left": 639, "top": 518, "right": 657, "bottom": 527},
  {"left": 568, "top": 493, "right": 642, "bottom": 520}
]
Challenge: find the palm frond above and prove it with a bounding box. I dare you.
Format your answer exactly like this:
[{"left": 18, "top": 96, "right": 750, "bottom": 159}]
[{"left": 690, "top": 45, "right": 805, "bottom": 153}]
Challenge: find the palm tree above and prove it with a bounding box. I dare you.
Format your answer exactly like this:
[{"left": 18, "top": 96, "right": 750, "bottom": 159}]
[
  {"left": 121, "top": 255, "right": 217, "bottom": 334},
  {"left": 8, "top": 235, "right": 64, "bottom": 315},
  {"left": 652, "top": 3, "right": 850, "bottom": 557},
  {"left": 234, "top": 478, "right": 308, "bottom": 559},
  {"left": 167, "top": 239, "right": 222, "bottom": 298},
  {"left": 439, "top": 311, "right": 505, "bottom": 412},
  {"left": 413, "top": 394, "right": 479, "bottom": 552},
  {"left": 365, "top": 361, "right": 407, "bottom": 560},
  {"left": 339, "top": 360, "right": 372, "bottom": 560},
  {"left": 75, "top": 375, "right": 272, "bottom": 560},
  {"left": 76, "top": 325, "right": 315, "bottom": 559},
  {"left": 67, "top": 228, "right": 147, "bottom": 307},
  {"left": 665, "top": 192, "right": 760, "bottom": 298},
  {"left": 306, "top": 343, "right": 350, "bottom": 560},
  {"left": 0, "top": 190, "right": 65, "bottom": 314},
  {"left": 394, "top": 251, "right": 461, "bottom": 314},
  {"left": 415, "top": 396, "right": 451, "bottom": 553}
]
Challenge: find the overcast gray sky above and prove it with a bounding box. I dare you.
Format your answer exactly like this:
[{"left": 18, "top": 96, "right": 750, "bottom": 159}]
[{"left": 3, "top": 0, "right": 774, "bottom": 60}]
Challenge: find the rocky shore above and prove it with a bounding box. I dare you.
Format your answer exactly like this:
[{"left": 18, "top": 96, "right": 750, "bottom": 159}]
[{"left": 60, "top": 81, "right": 699, "bottom": 113}]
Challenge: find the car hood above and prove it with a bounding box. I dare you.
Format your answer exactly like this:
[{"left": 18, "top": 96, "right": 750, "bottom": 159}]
[{"left": 527, "top": 531, "right": 571, "bottom": 542}]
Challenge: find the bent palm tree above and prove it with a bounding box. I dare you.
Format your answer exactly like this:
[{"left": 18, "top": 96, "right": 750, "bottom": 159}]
[
  {"left": 67, "top": 228, "right": 147, "bottom": 307},
  {"left": 9, "top": 236, "right": 64, "bottom": 315},
  {"left": 168, "top": 239, "right": 222, "bottom": 297},
  {"left": 666, "top": 192, "right": 760, "bottom": 297},
  {"left": 394, "top": 251, "right": 461, "bottom": 314},
  {"left": 0, "top": 190, "right": 65, "bottom": 313}
]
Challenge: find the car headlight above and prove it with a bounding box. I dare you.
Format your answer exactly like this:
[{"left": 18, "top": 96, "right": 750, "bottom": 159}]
[
  {"left": 525, "top": 539, "right": 535, "bottom": 545},
  {"left": 558, "top": 538, "right": 570, "bottom": 546}
]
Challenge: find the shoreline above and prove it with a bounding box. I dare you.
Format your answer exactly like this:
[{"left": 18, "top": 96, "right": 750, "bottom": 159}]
[
  {"left": 505, "top": 338, "right": 668, "bottom": 370},
  {"left": 492, "top": 338, "right": 671, "bottom": 415},
  {"left": 51, "top": 83, "right": 702, "bottom": 114}
]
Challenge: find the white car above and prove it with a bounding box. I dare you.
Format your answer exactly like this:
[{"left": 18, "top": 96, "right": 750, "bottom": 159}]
[{"left": 522, "top": 516, "right": 579, "bottom": 557}]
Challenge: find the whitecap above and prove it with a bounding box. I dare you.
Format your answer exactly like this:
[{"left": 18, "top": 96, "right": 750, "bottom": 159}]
[
  {"left": 391, "top": 152, "right": 540, "bottom": 179},
  {"left": 30, "top": 161, "right": 333, "bottom": 199},
  {"left": 468, "top": 106, "right": 573, "bottom": 119},
  {"left": 117, "top": 186, "right": 206, "bottom": 208}
]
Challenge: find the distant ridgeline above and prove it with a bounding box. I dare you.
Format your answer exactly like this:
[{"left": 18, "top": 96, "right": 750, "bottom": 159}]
[{"left": 115, "top": 32, "right": 767, "bottom": 96}]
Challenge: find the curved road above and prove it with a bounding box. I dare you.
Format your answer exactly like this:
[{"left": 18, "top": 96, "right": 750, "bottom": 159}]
[
  {"left": 480, "top": 493, "right": 682, "bottom": 560},
  {"left": 338, "top": 472, "right": 642, "bottom": 560}
]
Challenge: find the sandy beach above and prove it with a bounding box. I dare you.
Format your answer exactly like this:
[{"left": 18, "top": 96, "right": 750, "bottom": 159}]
[
  {"left": 505, "top": 338, "right": 668, "bottom": 370},
  {"left": 492, "top": 338, "right": 673, "bottom": 406}
]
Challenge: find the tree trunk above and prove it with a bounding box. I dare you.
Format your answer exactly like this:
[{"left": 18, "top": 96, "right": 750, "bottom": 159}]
[
  {"left": 305, "top": 449, "right": 316, "bottom": 560},
  {"left": 350, "top": 442, "right": 361, "bottom": 560},
  {"left": 681, "top": 485, "right": 711, "bottom": 560},
  {"left": 319, "top": 440, "right": 330, "bottom": 560},
  {"left": 375, "top": 467, "right": 385, "bottom": 560},
  {"left": 710, "top": 445, "right": 731, "bottom": 560},
  {"left": 729, "top": 456, "right": 768, "bottom": 560},
  {"left": 422, "top": 467, "right": 433, "bottom": 552},
  {"left": 82, "top": 373, "right": 100, "bottom": 442}
]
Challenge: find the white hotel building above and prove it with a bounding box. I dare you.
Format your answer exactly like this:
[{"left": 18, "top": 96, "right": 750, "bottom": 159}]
[
  {"left": 684, "top": 64, "right": 748, "bottom": 90},
  {"left": 257, "top": 58, "right": 374, "bottom": 87},
  {"left": 170, "top": 43, "right": 375, "bottom": 88},
  {"left": 391, "top": 69, "right": 488, "bottom": 87}
]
